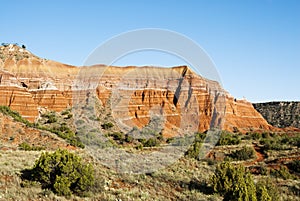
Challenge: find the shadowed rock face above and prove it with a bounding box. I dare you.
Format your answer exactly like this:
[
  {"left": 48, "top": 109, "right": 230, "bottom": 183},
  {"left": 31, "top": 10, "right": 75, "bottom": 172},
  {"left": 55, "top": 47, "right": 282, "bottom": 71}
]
[
  {"left": 0, "top": 44, "right": 273, "bottom": 134},
  {"left": 253, "top": 102, "right": 300, "bottom": 129}
]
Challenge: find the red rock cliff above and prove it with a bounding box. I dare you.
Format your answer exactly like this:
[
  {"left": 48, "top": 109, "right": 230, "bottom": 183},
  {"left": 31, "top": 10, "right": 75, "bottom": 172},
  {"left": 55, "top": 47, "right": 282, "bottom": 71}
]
[{"left": 0, "top": 44, "right": 272, "bottom": 133}]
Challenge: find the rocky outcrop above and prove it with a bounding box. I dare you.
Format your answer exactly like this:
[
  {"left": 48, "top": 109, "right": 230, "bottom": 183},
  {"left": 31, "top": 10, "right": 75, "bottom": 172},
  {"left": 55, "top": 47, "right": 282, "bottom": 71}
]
[
  {"left": 224, "top": 97, "right": 273, "bottom": 132},
  {"left": 0, "top": 44, "right": 78, "bottom": 120},
  {"left": 253, "top": 102, "right": 300, "bottom": 129},
  {"left": 0, "top": 44, "right": 277, "bottom": 135},
  {"left": 80, "top": 65, "right": 273, "bottom": 134}
]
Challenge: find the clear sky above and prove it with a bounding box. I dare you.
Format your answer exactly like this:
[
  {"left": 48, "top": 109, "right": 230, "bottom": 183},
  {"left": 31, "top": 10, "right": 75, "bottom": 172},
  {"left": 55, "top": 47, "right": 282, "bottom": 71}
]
[{"left": 1, "top": 0, "right": 299, "bottom": 102}]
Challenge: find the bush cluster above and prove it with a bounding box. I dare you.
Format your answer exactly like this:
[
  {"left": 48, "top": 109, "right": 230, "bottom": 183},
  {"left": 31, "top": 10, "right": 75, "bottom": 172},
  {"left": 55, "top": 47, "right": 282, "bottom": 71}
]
[
  {"left": 287, "top": 160, "right": 300, "bottom": 174},
  {"left": 18, "top": 142, "right": 44, "bottom": 151},
  {"left": 22, "top": 149, "right": 94, "bottom": 197},
  {"left": 107, "top": 129, "right": 163, "bottom": 148},
  {"left": 101, "top": 122, "right": 114, "bottom": 129},
  {"left": 270, "top": 165, "right": 294, "bottom": 180},
  {"left": 216, "top": 131, "right": 241, "bottom": 146},
  {"left": 139, "top": 137, "right": 160, "bottom": 147},
  {"left": 227, "top": 146, "right": 256, "bottom": 161},
  {"left": 42, "top": 112, "right": 58, "bottom": 124},
  {"left": 256, "top": 178, "right": 279, "bottom": 201},
  {"left": 211, "top": 162, "right": 279, "bottom": 201},
  {"left": 211, "top": 162, "right": 257, "bottom": 201},
  {"left": 246, "top": 132, "right": 261, "bottom": 140},
  {"left": 185, "top": 132, "right": 206, "bottom": 159},
  {"left": 260, "top": 133, "right": 300, "bottom": 151}
]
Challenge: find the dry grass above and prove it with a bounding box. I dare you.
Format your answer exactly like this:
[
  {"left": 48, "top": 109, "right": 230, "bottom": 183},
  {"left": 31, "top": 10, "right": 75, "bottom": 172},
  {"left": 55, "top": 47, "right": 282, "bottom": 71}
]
[
  {"left": 0, "top": 110, "right": 300, "bottom": 200},
  {"left": 0, "top": 143, "right": 299, "bottom": 200}
]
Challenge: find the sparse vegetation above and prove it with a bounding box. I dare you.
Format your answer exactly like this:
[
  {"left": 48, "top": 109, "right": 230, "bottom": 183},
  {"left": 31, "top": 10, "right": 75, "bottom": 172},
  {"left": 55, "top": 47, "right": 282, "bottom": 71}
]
[
  {"left": 0, "top": 104, "right": 299, "bottom": 200},
  {"left": 18, "top": 142, "right": 44, "bottom": 151},
  {"left": 0, "top": 105, "right": 84, "bottom": 148},
  {"left": 108, "top": 131, "right": 124, "bottom": 141},
  {"left": 105, "top": 128, "right": 164, "bottom": 148},
  {"left": 0, "top": 105, "right": 32, "bottom": 126}
]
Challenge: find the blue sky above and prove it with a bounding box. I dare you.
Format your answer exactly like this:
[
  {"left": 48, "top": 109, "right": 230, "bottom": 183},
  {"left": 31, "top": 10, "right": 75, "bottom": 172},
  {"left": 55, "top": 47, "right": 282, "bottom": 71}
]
[{"left": 1, "top": 0, "right": 299, "bottom": 102}]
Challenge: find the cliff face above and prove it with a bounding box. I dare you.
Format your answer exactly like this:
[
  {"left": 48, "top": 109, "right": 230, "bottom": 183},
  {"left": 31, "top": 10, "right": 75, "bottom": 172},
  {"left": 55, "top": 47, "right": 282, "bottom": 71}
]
[
  {"left": 0, "top": 44, "right": 78, "bottom": 121},
  {"left": 0, "top": 44, "right": 274, "bottom": 134},
  {"left": 253, "top": 102, "right": 300, "bottom": 129}
]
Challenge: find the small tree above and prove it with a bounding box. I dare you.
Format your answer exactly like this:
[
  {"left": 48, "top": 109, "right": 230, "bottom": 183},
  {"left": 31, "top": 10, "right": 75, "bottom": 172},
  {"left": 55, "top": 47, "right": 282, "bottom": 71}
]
[
  {"left": 185, "top": 132, "right": 206, "bottom": 159},
  {"left": 23, "top": 149, "right": 94, "bottom": 197},
  {"left": 211, "top": 162, "right": 257, "bottom": 201}
]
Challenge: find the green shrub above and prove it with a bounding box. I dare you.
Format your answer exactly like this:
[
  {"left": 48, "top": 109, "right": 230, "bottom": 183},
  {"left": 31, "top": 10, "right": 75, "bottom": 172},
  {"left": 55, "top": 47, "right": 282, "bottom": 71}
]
[
  {"left": 22, "top": 149, "right": 94, "bottom": 197},
  {"left": 228, "top": 146, "right": 256, "bottom": 161},
  {"left": 211, "top": 162, "right": 257, "bottom": 201},
  {"left": 216, "top": 132, "right": 240, "bottom": 146},
  {"left": 256, "top": 185, "right": 271, "bottom": 201},
  {"left": 185, "top": 133, "right": 206, "bottom": 159},
  {"left": 19, "top": 142, "right": 44, "bottom": 151},
  {"left": 61, "top": 110, "right": 70, "bottom": 116},
  {"left": 270, "top": 165, "right": 294, "bottom": 180},
  {"left": 0, "top": 105, "right": 32, "bottom": 126},
  {"left": 66, "top": 113, "right": 73, "bottom": 119},
  {"left": 124, "top": 134, "right": 133, "bottom": 143},
  {"left": 248, "top": 132, "right": 261, "bottom": 140},
  {"left": 143, "top": 138, "right": 160, "bottom": 147},
  {"left": 287, "top": 160, "right": 300, "bottom": 174},
  {"left": 256, "top": 178, "right": 279, "bottom": 201},
  {"left": 42, "top": 112, "right": 57, "bottom": 124},
  {"left": 109, "top": 132, "right": 124, "bottom": 141},
  {"left": 261, "top": 132, "right": 270, "bottom": 139},
  {"left": 45, "top": 125, "right": 84, "bottom": 148},
  {"left": 260, "top": 133, "right": 300, "bottom": 151},
  {"left": 101, "top": 122, "right": 114, "bottom": 129},
  {"left": 289, "top": 134, "right": 300, "bottom": 148}
]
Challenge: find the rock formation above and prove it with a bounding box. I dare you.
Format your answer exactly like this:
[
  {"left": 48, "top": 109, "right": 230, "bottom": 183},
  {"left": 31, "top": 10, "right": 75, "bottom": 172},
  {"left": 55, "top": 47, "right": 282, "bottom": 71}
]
[
  {"left": 253, "top": 102, "right": 300, "bottom": 129},
  {"left": 0, "top": 44, "right": 275, "bottom": 135}
]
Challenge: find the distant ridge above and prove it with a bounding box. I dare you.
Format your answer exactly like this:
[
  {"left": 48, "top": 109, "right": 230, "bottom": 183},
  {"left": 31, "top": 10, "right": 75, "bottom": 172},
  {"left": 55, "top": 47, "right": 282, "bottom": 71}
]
[{"left": 253, "top": 101, "right": 300, "bottom": 129}]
